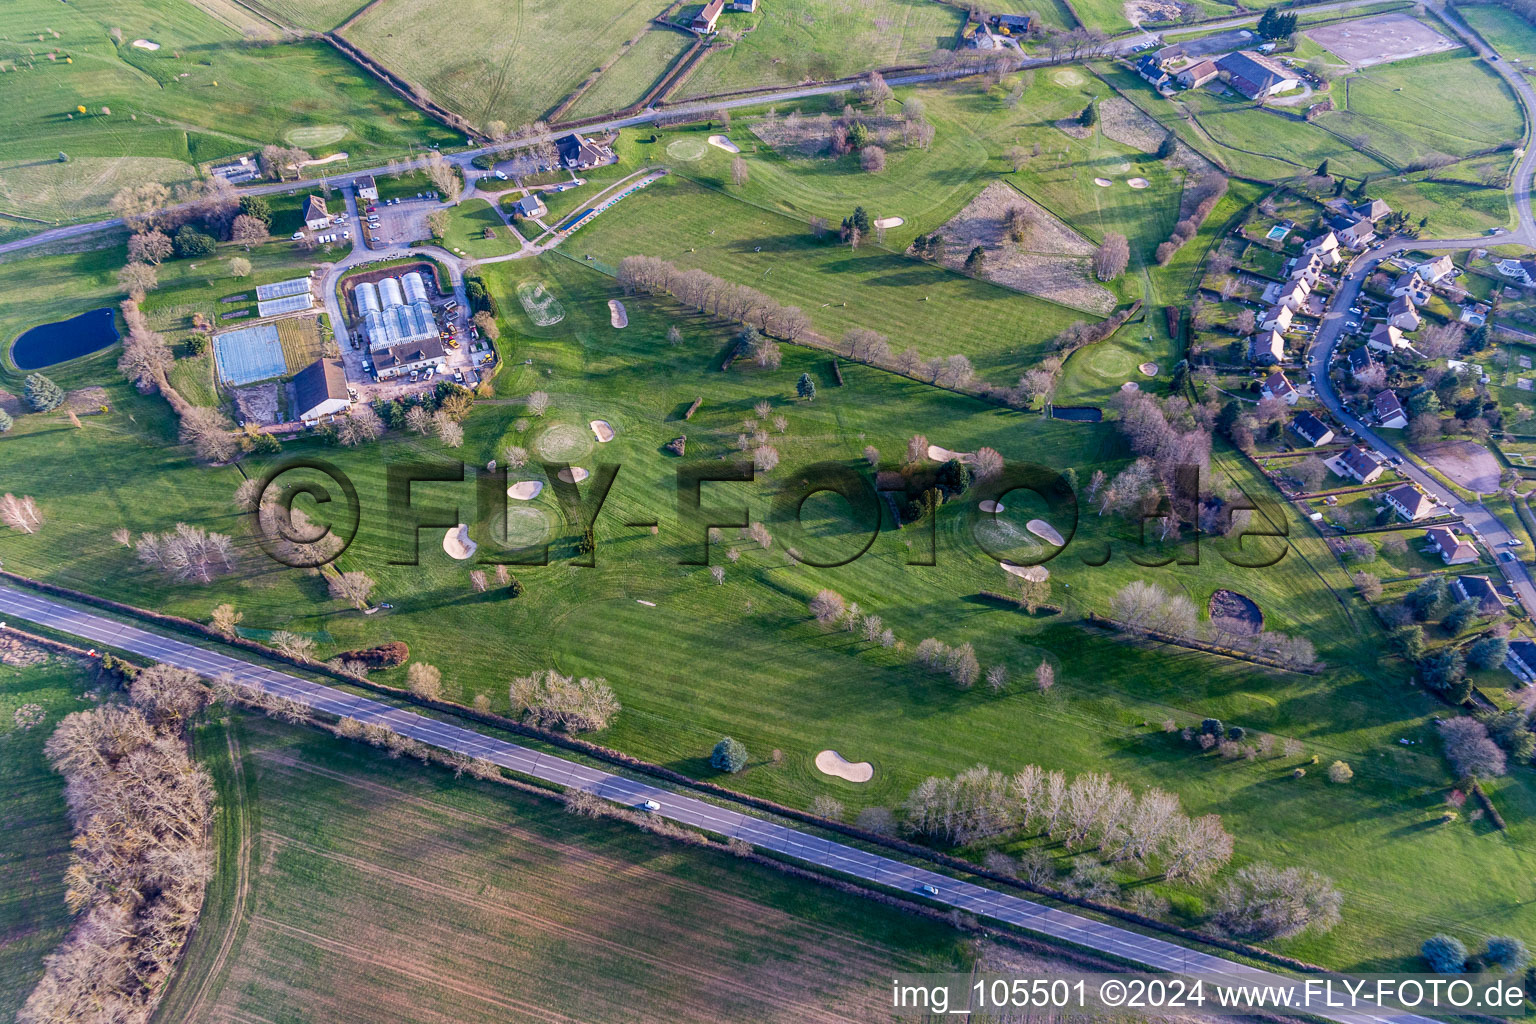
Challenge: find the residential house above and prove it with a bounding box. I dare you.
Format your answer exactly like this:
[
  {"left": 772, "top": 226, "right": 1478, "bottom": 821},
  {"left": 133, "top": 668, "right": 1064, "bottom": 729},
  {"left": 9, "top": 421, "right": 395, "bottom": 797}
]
[
  {"left": 1276, "top": 278, "right": 1311, "bottom": 312},
  {"left": 1372, "top": 389, "right": 1408, "bottom": 429},
  {"left": 303, "top": 195, "right": 330, "bottom": 232},
  {"left": 1249, "top": 328, "right": 1285, "bottom": 363},
  {"left": 1351, "top": 197, "right": 1392, "bottom": 223},
  {"left": 1260, "top": 305, "right": 1293, "bottom": 332},
  {"left": 1391, "top": 271, "right": 1430, "bottom": 305},
  {"left": 1328, "top": 214, "right": 1375, "bottom": 248},
  {"left": 1495, "top": 258, "right": 1536, "bottom": 286},
  {"left": 1289, "top": 410, "right": 1335, "bottom": 447},
  {"left": 1262, "top": 369, "right": 1299, "bottom": 404},
  {"left": 1346, "top": 346, "right": 1377, "bottom": 381},
  {"left": 1383, "top": 483, "right": 1434, "bottom": 521},
  {"left": 1453, "top": 574, "right": 1505, "bottom": 616},
  {"left": 1290, "top": 252, "right": 1325, "bottom": 285},
  {"left": 556, "top": 133, "right": 614, "bottom": 170},
  {"left": 692, "top": 0, "right": 724, "bottom": 32},
  {"left": 1386, "top": 295, "right": 1422, "bottom": 332},
  {"left": 511, "top": 193, "right": 547, "bottom": 219},
  {"left": 1214, "top": 50, "right": 1299, "bottom": 100},
  {"left": 1137, "top": 54, "right": 1173, "bottom": 92},
  {"left": 354, "top": 175, "right": 378, "bottom": 203},
  {"left": 1335, "top": 445, "right": 1384, "bottom": 484},
  {"left": 1506, "top": 639, "right": 1536, "bottom": 684},
  {"left": 293, "top": 358, "right": 350, "bottom": 424},
  {"left": 373, "top": 338, "right": 447, "bottom": 378},
  {"left": 1424, "top": 526, "right": 1478, "bottom": 565},
  {"left": 1416, "top": 254, "right": 1455, "bottom": 284},
  {"left": 1303, "top": 230, "right": 1341, "bottom": 265},
  {"left": 1368, "top": 323, "right": 1409, "bottom": 353}
]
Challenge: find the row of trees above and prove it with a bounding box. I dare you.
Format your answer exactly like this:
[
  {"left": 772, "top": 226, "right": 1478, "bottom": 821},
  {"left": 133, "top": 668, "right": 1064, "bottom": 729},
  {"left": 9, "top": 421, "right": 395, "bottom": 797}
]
[
  {"left": 135, "top": 522, "right": 237, "bottom": 583},
  {"left": 617, "top": 255, "right": 813, "bottom": 343},
  {"left": 1155, "top": 174, "right": 1228, "bottom": 266},
  {"left": 509, "top": 669, "right": 620, "bottom": 733},
  {"left": 1110, "top": 580, "right": 1320, "bottom": 669},
  {"left": 901, "top": 762, "right": 1235, "bottom": 883},
  {"left": 21, "top": 687, "right": 215, "bottom": 1024}
]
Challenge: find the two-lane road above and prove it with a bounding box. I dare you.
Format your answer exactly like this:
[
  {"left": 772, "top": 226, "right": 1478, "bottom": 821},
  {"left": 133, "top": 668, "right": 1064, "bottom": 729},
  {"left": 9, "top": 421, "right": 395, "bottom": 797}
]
[{"left": 0, "top": 583, "right": 1431, "bottom": 1024}]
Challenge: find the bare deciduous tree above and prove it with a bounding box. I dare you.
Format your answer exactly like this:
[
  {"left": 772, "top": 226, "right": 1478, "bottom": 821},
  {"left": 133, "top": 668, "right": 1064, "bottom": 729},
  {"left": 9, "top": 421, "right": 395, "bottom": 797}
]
[
  {"left": 327, "top": 571, "right": 376, "bottom": 609},
  {"left": 209, "top": 603, "right": 242, "bottom": 638},
  {"left": 407, "top": 662, "right": 443, "bottom": 700},
  {"left": 509, "top": 669, "right": 620, "bottom": 732},
  {"left": 269, "top": 630, "right": 315, "bottom": 661},
  {"left": 1, "top": 493, "right": 42, "bottom": 533},
  {"left": 809, "top": 589, "right": 846, "bottom": 624},
  {"left": 526, "top": 390, "right": 551, "bottom": 416}
]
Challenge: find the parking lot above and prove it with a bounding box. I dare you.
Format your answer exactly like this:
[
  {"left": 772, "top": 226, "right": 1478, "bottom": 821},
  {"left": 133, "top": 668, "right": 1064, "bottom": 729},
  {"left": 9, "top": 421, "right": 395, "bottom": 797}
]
[{"left": 362, "top": 195, "right": 438, "bottom": 249}]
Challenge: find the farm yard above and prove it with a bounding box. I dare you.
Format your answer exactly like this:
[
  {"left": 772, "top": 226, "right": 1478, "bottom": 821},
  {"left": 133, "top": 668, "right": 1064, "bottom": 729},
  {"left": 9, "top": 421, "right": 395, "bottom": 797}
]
[
  {"left": 150, "top": 714, "right": 976, "bottom": 1024},
  {"left": 342, "top": 0, "right": 667, "bottom": 132}
]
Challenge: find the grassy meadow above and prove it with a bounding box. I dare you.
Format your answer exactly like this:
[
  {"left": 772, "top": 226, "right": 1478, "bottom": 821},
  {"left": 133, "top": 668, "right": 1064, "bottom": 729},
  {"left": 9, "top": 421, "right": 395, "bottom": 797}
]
[
  {"left": 0, "top": 651, "right": 96, "bottom": 1021},
  {"left": 564, "top": 29, "right": 694, "bottom": 122},
  {"left": 0, "top": 0, "right": 456, "bottom": 231},
  {"left": 342, "top": 0, "right": 665, "bottom": 132},
  {"left": 152, "top": 712, "right": 976, "bottom": 1023}
]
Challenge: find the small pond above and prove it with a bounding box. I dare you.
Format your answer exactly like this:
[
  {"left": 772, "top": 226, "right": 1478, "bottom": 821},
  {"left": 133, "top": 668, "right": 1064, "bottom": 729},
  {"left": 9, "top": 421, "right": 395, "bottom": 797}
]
[
  {"left": 1050, "top": 406, "right": 1103, "bottom": 422},
  {"left": 10, "top": 307, "right": 119, "bottom": 370}
]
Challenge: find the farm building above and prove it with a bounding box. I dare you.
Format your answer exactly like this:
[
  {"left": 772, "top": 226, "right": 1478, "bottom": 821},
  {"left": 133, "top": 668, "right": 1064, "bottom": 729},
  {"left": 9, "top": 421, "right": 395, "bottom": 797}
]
[
  {"left": 729, "top": 0, "right": 757, "bottom": 9},
  {"left": 1177, "top": 60, "right": 1218, "bottom": 88},
  {"left": 374, "top": 338, "right": 447, "bottom": 377},
  {"left": 356, "top": 272, "right": 438, "bottom": 351},
  {"left": 991, "top": 13, "right": 1030, "bottom": 33},
  {"left": 692, "top": 0, "right": 724, "bottom": 33},
  {"left": 255, "top": 277, "right": 315, "bottom": 318},
  {"left": 1214, "top": 51, "right": 1298, "bottom": 100},
  {"left": 293, "top": 358, "right": 351, "bottom": 424},
  {"left": 213, "top": 323, "right": 287, "bottom": 386},
  {"left": 304, "top": 195, "right": 330, "bottom": 231}
]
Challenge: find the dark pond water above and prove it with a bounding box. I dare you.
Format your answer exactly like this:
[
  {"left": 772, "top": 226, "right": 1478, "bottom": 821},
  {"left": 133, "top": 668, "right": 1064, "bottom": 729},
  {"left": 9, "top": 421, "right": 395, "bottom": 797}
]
[
  {"left": 1050, "top": 406, "right": 1103, "bottom": 422},
  {"left": 10, "top": 307, "right": 119, "bottom": 370}
]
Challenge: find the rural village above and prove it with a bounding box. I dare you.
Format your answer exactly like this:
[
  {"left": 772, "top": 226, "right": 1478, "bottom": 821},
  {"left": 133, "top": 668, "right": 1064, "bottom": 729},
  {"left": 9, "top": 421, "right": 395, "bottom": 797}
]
[{"left": 9, "top": 0, "right": 1536, "bottom": 1021}]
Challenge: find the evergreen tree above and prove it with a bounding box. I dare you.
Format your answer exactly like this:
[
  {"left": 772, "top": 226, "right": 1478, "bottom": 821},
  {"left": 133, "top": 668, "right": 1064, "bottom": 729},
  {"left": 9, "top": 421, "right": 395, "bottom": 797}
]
[
  {"left": 1156, "top": 134, "right": 1176, "bottom": 159},
  {"left": 796, "top": 373, "right": 817, "bottom": 401},
  {"left": 851, "top": 206, "right": 871, "bottom": 233},
  {"left": 1077, "top": 102, "right": 1097, "bottom": 128},
  {"left": 1315, "top": 159, "right": 1329, "bottom": 177},
  {"left": 964, "top": 245, "right": 986, "bottom": 275},
  {"left": 23, "top": 373, "right": 64, "bottom": 412},
  {"left": 238, "top": 194, "right": 272, "bottom": 228}
]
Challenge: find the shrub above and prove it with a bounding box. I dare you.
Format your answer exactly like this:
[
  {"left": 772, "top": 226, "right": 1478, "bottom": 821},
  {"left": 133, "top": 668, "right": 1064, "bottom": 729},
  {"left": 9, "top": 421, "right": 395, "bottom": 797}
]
[
  {"left": 1485, "top": 935, "right": 1529, "bottom": 972},
  {"left": 711, "top": 736, "right": 749, "bottom": 773},
  {"left": 1422, "top": 934, "right": 1467, "bottom": 973},
  {"left": 1327, "top": 760, "right": 1353, "bottom": 783},
  {"left": 334, "top": 641, "right": 409, "bottom": 669}
]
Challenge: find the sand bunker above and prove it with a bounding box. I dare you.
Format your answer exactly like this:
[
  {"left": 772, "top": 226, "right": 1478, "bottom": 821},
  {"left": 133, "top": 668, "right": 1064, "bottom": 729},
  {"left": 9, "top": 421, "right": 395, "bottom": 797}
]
[
  {"left": 507, "top": 481, "right": 544, "bottom": 500},
  {"left": 1127, "top": 177, "right": 1150, "bottom": 189},
  {"left": 927, "top": 444, "right": 969, "bottom": 462},
  {"left": 874, "top": 216, "right": 904, "bottom": 229},
  {"left": 1001, "top": 563, "right": 1050, "bottom": 582},
  {"left": 1138, "top": 361, "right": 1159, "bottom": 376},
  {"left": 443, "top": 524, "right": 477, "bottom": 560},
  {"left": 708, "top": 134, "right": 741, "bottom": 153},
  {"left": 590, "top": 420, "right": 615, "bottom": 443},
  {"left": 131, "top": 38, "right": 160, "bottom": 50},
  {"left": 608, "top": 299, "right": 628, "bottom": 328},
  {"left": 558, "top": 467, "right": 591, "bottom": 483},
  {"left": 1121, "top": 381, "right": 1140, "bottom": 391},
  {"left": 1027, "top": 519, "right": 1065, "bottom": 546},
  {"left": 815, "top": 750, "right": 873, "bottom": 783},
  {"left": 1093, "top": 177, "right": 1113, "bottom": 187},
  {"left": 979, "top": 500, "right": 1005, "bottom": 513}
]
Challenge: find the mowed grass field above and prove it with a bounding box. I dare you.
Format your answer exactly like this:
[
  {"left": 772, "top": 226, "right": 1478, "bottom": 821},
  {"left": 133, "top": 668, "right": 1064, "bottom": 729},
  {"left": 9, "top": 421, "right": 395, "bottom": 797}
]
[
  {"left": 564, "top": 29, "right": 693, "bottom": 121},
  {"left": 0, "top": 0, "right": 456, "bottom": 227},
  {"left": 343, "top": 0, "right": 665, "bottom": 132},
  {"left": 0, "top": 652, "right": 95, "bottom": 1021},
  {"left": 7, "top": 248, "right": 1536, "bottom": 966},
  {"left": 239, "top": 0, "right": 370, "bottom": 31},
  {"left": 1462, "top": 2, "right": 1536, "bottom": 64},
  {"left": 676, "top": 0, "right": 963, "bottom": 99},
  {"left": 155, "top": 713, "right": 974, "bottom": 1023}
]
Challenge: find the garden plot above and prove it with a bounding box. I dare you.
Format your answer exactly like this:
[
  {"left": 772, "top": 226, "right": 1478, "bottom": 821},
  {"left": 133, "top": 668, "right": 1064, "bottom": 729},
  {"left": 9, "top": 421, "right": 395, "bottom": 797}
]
[{"left": 924, "top": 181, "right": 1115, "bottom": 314}]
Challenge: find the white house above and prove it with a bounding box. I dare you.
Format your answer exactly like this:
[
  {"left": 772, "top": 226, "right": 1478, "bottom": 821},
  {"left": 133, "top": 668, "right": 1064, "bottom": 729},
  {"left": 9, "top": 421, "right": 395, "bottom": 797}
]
[
  {"left": 1383, "top": 483, "right": 1434, "bottom": 521},
  {"left": 1262, "top": 369, "right": 1299, "bottom": 405},
  {"left": 1424, "top": 526, "right": 1478, "bottom": 565},
  {"left": 1303, "top": 231, "right": 1342, "bottom": 266},
  {"left": 1347, "top": 346, "right": 1377, "bottom": 381},
  {"left": 1367, "top": 324, "right": 1408, "bottom": 353},
  {"left": 354, "top": 175, "right": 378, "bottom": 202},
  {"left": 1391, "top": 271, "right": 1430, "bottom": 304},
  {"left": 1276, "top": 278, "right": 1311, "bottom": 312},
  {"left": 1290, "top": 252, "right": 1326, "bottom": 285},
  {"left": 1416, "top": 254, "right": 1455, "bottom": 284},
  {"left": 1506, "top": 639, "right": 1536, "bottom": 684},
  {"left": 1495, "top": 258, "right": 1536, "bottom": 286},
  {"left": 1334, "top": 445, "right": 1384, "bottom": 484},
  {"left": 1260, "top": 305, "right": 1293, "bottom": 332},
  {"left": 1214, "top": 50, "right": 1299, "bottom": 99},
  {"left": 1372, "top": 389, "right": 1407, "bottom": 429},
  {"left": 1386, "top": 295, "right": 1422, "bottom": 332},
  {"left": 303, "top": 195, "right": 330, "bottom": 232}
]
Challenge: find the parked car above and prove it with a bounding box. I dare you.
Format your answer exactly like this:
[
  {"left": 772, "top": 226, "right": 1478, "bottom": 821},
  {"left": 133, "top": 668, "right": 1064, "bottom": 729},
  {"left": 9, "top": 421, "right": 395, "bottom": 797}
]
[
  {"left": 409, "top": 370, "right": 419, "bottom": 382},
  {"left": 1501, "top": 551, "right": 1516, "bottom": 563},
  {"left": 453, "top": 370, "right": 464, "bottom": 383},
  {"left": 1508, "top": 538, "right": 1525, "bottom": 547},
  {"left": 423, "top": 366, "right": 436, "bottom": 380}
]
